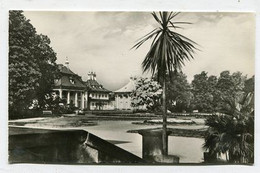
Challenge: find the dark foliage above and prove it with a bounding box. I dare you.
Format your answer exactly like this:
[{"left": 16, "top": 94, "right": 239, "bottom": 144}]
[{"left": 9, "top": 11, "right": 59, "bottom": 119}]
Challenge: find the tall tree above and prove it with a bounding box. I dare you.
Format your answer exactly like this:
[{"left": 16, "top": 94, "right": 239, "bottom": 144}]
[
  {"left": 162, "top": 71, "right": 192, "bottom": 112},
  {"left": 132, "top": 12, "right": 197, "bottom": 155},
  {"left": 191, "top": 71, "right": 217, "bottom": 112},
  {"left": 215, "top": 71, "right": 247, "bottom": 112},
  {"left": 9, "top": 11, "right": 58, "bottom": 119}
]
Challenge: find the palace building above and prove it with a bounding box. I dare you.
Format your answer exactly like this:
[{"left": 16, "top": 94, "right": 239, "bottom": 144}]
[
  {"left": 53, "top": 60, "right": 146, "bottom": 111},
  {"left": 114, "top": 78, "right": 136, "bottom": 110},
  {"left": 53, "top": 60, "right": 113, "bottom": 110},
  {"left": 84, "top": 72, "right": 112, "bottom": 110},
  {"left": 52, "top": 60, "right": 87, "bottom": 110}
]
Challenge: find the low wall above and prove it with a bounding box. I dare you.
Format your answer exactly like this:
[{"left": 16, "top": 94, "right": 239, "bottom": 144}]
[
  {"left": 9, "top": 127, "right": 145, "bottom": 164},
  {"left": 85, "top": 110, "right": 134, "bottom": 115},
  {"left": 128, "top": 127, "right": 207, "bottom": 138}
]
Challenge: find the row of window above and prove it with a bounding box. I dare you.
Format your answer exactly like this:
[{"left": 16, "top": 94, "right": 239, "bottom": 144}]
[
  {"left": 54, "top": 78, "right": 76, "bottom": 85},
  {"left": 116, "top": 94, "right": 130, "bottom": 98},
  {"left": 119, "top": 102, "right": 129, "bottom": 104},
  {"left": 90, "top": 93, "right": 108, "bottom": 98},
  {"left": 91, "top": 102, "right": 108, "bottom": 106}
]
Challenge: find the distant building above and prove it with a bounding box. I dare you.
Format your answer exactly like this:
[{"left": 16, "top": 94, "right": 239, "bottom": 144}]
[
  {"left": 52, "top": 60, "right": 87, "bottom": 110},
  {"left": 114, "top": 78, "right": 136, "bottom": 110},
  {"left": 52, "top": 60, "right": 145, "bottom": 111},
  {"left": 84, "top": 72, "right": 112, "bottom": 110}
]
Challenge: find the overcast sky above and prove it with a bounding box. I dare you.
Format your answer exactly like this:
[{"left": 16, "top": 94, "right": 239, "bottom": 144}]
[{"left": 23, "top": 11, "right": 255, "bottom": 91}]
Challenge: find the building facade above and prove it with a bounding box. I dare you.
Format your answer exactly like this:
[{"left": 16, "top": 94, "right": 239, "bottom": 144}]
[
  {"left": 53, "top": 61, "right": 142, "bottom": 111},
  {"left": 52, "top": 61, "right": 87, "bottom": 110},
  {"left": 114, "top": 78, "right": 136, "bottom": 110},
  {"left": 84, "top": 72, "right": 113, "bottom": 110}
]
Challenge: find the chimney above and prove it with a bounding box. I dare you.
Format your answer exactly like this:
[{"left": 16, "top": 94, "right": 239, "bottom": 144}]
[
  {"left": 65, "top": 57, "right": 69, "bottom": 68},
  {"left": 87, "top": 72, "right": 92, "bottom": 80},
  {"left": 87, "top": 71, "right": 97, "bottom": 80},
  {"left": 93, "top": 72, "right": 97, "bottom": 80}
]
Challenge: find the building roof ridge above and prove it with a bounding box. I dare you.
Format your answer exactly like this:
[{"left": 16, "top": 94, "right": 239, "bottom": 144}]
[{"left": 114, "top": 78, "right": 136, "bottom": 93}]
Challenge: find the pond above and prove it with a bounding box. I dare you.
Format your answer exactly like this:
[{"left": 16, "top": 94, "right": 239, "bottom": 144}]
[{"left": 83, "top": 120, "right": 206, "bottom": 163}]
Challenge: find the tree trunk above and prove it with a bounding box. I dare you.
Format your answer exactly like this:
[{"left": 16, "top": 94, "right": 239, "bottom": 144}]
[
  {"left": 162, "top": 77, "right": 167, "bottom": 155},
  {"left": 240, "top": 133, "right": 245, "bottom": 163}
]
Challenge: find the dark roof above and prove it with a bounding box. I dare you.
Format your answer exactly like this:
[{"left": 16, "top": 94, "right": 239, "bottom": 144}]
[
  {"left": 55, "top": 64, "right": 110, "bottom": 92},
  {"left": 84, "top": 79, "right": 110, "bottom": 93},
  {"left": 53, "top": 76, "right": 86, "bottom": 89},
  {"left": 53, "top": 64, "right": 86, "bottom": 90},
  {"left": 57, "top": 64, "right": 76, "bottom": 76}
]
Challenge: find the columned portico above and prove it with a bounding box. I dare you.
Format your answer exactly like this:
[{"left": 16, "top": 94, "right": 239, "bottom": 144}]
[
  {"left": 59, "top": 89, "right": 62, "bottom": 99},
  {"left": 81, "top": 92, "right": 85, "bottom": 109},
  {"left": 75, "top": 92, "right": 78, "bottom": 107},
  {"left": 53, "top": 89, "right": 87, "bottom": 110},
  {"left": 85, "top": 92, "right": 88, "bottom": 109},
  {"left": 67, "top": 91, "right": 70, "bottom": 104}
]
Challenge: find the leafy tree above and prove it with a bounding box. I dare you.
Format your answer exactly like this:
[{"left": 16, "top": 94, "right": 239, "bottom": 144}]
[
  {"left": 132, "top": 12, "right": 197, "bottom": 155},
  {"left": 131, "top": 77, "right": 162, "bottom": 112},
  {"left": 191, "top": 71, "right": 217, "bottom": 112},
  {"left": 9, "top": 11, "right": 58, "bottom": 118},
  {"left": 163, "top": 71, "right": 192, "bottom": 112},
  {"left": 244, "top": 75, "right": 254, "bottom": 93},
  {"left": 215, "top": 71, "right": 247, "bottom": 112},
  {"left": 33, "top": 34, "right": 60, "bottom": 109}
]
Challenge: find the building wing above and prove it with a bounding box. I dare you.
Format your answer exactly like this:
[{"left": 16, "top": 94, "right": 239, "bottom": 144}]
[{"left": 114, "top": 79, "right": 136, "bottom": 93}]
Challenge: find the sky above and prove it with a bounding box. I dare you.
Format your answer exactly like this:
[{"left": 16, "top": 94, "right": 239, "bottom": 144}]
[{"left": 23, "top": 11, "right": 255, "bottom": 91}]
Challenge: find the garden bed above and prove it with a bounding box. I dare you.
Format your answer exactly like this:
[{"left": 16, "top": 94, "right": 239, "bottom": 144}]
[{"left": 132, "top": 118, "right": 196, "bottom": 125}]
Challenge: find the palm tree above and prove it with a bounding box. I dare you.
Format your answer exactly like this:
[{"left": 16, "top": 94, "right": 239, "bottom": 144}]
[
  {"left": 204, "top": 91, "right": 254, "bottom": 163},
  {"left": 132, "top": 12, "right": 197, "bottom": 155}
]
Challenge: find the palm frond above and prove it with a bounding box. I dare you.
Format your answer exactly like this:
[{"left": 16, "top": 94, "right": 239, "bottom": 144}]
[
  {"left": 169, "top": 12, "right": 180, "bottom": 21},
  {"left": 132, "top": 29, "right": 161, "bottom": 50},
  {"left": 169, "top": 21, "right": 184, "bottom": 29},
  {"left": 133, "top": 12, "right": 198, "bottom": 79},
  {"left": 151, "top": 12, "right": 162, "bottom": 26},
  {"left": 171, "top": 21, "right": 193, "bottom": 25}
]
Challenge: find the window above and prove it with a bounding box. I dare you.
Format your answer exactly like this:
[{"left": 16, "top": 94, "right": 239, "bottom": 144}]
[{"left": 69, "top": 77, "right": 75, "bottom": 84}]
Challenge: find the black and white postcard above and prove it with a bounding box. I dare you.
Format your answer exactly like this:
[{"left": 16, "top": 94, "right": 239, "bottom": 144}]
[{"left": 1, "top": 0, "right": 259, "bottom": 173}]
